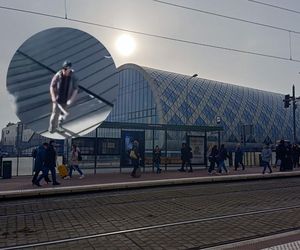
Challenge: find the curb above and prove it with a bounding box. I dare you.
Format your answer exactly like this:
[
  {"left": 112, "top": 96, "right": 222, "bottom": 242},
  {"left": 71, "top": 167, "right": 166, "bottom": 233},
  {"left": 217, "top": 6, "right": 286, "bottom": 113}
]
[{"left": 1, "top": 171, "right": 300, "bottom": 199}]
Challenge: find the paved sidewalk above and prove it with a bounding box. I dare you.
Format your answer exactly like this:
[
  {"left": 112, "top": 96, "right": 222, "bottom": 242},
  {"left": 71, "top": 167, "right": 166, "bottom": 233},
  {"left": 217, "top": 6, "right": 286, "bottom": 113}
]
[{"left": 1, "top": 166, "right": 300, "bottom": 199}]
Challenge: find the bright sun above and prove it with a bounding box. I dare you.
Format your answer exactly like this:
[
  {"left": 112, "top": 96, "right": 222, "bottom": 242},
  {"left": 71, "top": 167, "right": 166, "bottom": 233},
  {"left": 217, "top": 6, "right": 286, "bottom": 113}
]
[{"left": 116, "top": 34, "right": 136, "bottom": 56}]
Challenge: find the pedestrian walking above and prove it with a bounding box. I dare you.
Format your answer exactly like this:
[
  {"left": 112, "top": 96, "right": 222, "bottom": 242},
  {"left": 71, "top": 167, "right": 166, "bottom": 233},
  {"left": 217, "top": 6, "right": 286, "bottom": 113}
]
[
  {"left": 208, "top": 145, "right": 218, "bottom": 174},
  {"left": 261, "top": 144, "right": 272, "bottom": 174},
  {"left": 292, "top": 144, "right": 300, "bottom": 168},
  {"left": 153, "top": 145, "right": 162, "bottom": 174},
  {"left": 276, "top": 140, "right": 286, "bottom": 171},
  {"left": 234, "top": 144, "right": 245, "bottom": 170},
  {"left": 285, "top": 142, "right": 293, "bottom": 171},
  {"left": 34, "top": 140, "right": 60, "bottom": 186},
  {"left": 49, "top": 60, "right": 79, "bottom": 133},
  {"left": 130, "top": 140, "right": 141, "bottom": 178},
  {"left": 178, "top": 143, "right": 187, "bottom": 172},
  {"left": 178, "top": 143, "right": 193, "bottom": 172},
  {"left": 32, "top": 142, "right": 51, "bottom": 184},
  {"left": 217, "top": 144, "right": 229, "bottom": 174},
  {"left": 65, "top": 144, "right": 85, "bottom": 179}
]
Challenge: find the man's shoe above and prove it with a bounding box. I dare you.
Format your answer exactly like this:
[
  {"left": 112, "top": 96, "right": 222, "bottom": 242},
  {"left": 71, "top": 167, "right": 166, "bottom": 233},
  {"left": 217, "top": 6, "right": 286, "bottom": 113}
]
[
  {"left": 44, "top": 177, "right": 51, "bottom": 183},
  {"left": 56, "top": 126, "right": 64, "bottom": 133},
  {"left": 188, "top": 169, "right": 193, "bottom": 173},
  {"left": 79, "top": 175, "right": 85, "bottom": 179},
  {"left": 52, "top": 182, "right": 60, "bottom": 185},
  {"left": 64, "top": 176, "right": 71, "bottom": 180},
  {"left": 48, "top": 127, "right": 56, "bottom": 134},
  {"left": 178, "top": 168, "right": 185, "bottom": 172}
]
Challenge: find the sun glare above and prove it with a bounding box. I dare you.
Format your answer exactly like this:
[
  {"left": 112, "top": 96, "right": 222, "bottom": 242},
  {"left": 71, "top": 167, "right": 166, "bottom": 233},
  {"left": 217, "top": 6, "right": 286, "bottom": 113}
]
[{"left": 116, "top": 34, "right": 136, "bottom": 56}]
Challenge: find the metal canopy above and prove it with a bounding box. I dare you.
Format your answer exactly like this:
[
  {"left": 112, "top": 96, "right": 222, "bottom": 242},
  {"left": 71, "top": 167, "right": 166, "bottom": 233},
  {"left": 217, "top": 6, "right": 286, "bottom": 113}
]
[{"left": 100, "top": 121, "right": 223, "bottom": 132}]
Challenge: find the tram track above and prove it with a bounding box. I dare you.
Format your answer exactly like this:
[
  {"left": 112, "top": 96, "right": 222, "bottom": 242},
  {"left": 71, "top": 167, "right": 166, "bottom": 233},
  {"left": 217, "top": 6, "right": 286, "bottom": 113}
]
[
  {"left": 1, "top": 180, "right": 300, "bottom": 219},
  {"left": 1, "top": 204, "right": 300, "bottom": 250}
]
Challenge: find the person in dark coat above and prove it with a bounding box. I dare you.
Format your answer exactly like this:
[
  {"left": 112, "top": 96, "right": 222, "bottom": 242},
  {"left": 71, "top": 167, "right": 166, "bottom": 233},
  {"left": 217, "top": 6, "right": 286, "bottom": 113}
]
[
  {"left": 153, "top": 145, "right": 162, "bottom": 174},
  {"left": 234, "top": 144, "right": 245, "bottom": 170},
  {"left": 178, "top": 143, "right": 187, "bottom": 172},
  {"left": 208, "top": 145, "right": 218, "bottom": 174},
  {"left": 292, "top": 144, "right": 300, "bottom": 168},
  {"left": 130, "top": 140, "right": 141, "bottom": 177},
  {"left": 285, "top": 142, "right": 293, "bottom": 171},
  {"left": 217, "top": 144, "right": 229, "bottom": 174},
  {"left": 31, "top": 142, "right": 50, "bottom": 184},
  {"left": 178, "top": 143, "right": 193, "bottom": 173},
  {"left": 276, "top": 140, "right": 286, "bottom": 172},
  {"left": 34, "top": 140, "right": 60, "bottom": 186}
]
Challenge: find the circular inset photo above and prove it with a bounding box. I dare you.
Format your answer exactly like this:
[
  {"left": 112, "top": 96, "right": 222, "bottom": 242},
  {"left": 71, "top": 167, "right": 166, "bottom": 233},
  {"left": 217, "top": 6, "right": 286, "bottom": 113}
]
[{"left": 7, "top": 27, "right": 118, "bottom": 139}]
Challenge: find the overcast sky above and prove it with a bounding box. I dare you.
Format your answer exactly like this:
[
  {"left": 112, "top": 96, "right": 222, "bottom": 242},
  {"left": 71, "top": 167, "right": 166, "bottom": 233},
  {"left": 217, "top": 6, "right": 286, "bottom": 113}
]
[{"left": 1, "top": 0, "right": 300, "bottom": 134}]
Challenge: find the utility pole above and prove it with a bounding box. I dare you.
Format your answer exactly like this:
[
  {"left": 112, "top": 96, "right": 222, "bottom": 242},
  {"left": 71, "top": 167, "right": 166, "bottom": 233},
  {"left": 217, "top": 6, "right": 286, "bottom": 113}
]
[
  {"left": 216, "top": 116, "right": 221, "bottom": 149},
  {"left": 283, "top": 85, "right": 298, "bottom": 143}
]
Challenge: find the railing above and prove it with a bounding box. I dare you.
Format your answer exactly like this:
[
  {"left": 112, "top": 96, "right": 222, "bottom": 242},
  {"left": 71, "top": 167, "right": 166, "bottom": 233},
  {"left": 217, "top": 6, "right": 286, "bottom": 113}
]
[{"left": 1, "top": 152, "right": 277, "bottom": 176}]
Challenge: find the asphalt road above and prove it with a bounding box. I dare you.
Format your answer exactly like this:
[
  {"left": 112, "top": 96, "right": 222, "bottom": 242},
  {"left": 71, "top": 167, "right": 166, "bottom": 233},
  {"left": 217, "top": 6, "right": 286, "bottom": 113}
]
[{"left": 1, "top": 178, "right": 300, "bottom": 250}]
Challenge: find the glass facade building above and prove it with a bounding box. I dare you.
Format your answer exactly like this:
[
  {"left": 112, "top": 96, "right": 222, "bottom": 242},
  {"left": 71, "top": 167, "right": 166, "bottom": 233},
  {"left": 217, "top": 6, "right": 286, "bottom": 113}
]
[{"left": 107, "top": 63, "right": 296, "bottom": 145}]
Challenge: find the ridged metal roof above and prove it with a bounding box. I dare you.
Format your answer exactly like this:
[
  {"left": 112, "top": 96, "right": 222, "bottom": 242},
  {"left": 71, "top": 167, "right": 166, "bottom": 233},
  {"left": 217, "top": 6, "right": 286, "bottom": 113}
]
[
  {"left": 116, "top": 64, "right": 295, "bottom": 143},
  {"left": 7, "top": 27, "right": 118, "bottom": 139}
]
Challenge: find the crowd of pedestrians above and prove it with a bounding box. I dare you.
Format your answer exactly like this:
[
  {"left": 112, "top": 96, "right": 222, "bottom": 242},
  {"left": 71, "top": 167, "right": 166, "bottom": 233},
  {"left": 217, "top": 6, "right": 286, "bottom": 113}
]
[
  {"left": 275, "top": 140, "right": 300, "bottom": 172},
  {"left": 208, "top": 144, "right": 230, "bottom": 175},
  {"left": 207, "top": 140, "right": 300, "bottom": 175},
  {"left": 32, "top": 140, "right": 61, "bottom": 187},
  {"left": 31, "top": 139, "right": 299, "bottom": 186},
  {"left": 32, "top": 141, "right": 85, "bottom": 187}
]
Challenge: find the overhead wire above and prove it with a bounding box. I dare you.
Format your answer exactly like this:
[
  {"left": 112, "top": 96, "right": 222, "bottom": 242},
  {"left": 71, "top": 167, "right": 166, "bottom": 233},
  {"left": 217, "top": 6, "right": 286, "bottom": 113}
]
[
  {"left": 0, "top": 4, "right": 300, "bottom": 63},
  {"left": 152, "top": 0, "right": 299, "bottom": 34},
  {"left": 248, "top": 0, "right": 300, "bottom": 15}
]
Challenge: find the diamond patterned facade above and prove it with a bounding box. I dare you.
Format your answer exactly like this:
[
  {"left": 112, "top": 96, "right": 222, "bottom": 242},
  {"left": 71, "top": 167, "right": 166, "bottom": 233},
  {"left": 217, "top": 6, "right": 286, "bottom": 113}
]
[{"left": 107, "top": 64, "right": 296, "bottom": 144}]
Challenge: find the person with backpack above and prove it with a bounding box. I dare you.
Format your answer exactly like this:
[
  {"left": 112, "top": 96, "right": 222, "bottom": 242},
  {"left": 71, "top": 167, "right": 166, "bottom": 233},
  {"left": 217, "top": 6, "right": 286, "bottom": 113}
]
[{"left": 65, "top": 144, "right": 84, "bottom": 179}]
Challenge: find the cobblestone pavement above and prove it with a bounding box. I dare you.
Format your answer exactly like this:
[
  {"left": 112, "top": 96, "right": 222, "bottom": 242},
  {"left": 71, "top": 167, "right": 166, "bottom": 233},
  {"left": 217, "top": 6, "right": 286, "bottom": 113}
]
[{"left": 1, "top": 178, "right": 300, "bottom": 249}]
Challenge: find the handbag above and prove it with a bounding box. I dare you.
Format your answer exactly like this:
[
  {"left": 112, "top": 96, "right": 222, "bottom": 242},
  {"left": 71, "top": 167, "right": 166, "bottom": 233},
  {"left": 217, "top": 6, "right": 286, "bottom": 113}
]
[
  {"left": 276, "top": 159, "right": 281, "bottom": 166},
  {"left": 130, "top": 150, "right": 138, "bottom": 160},
  {"left": 77, "top": 151, "right": 82, "bottom": 161}
]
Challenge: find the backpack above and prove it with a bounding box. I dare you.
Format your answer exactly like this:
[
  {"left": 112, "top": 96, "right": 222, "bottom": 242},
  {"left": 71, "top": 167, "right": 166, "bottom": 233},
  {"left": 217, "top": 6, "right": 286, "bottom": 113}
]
[{"left": 32, "top": 149, "right": 37, "bottom": 158}]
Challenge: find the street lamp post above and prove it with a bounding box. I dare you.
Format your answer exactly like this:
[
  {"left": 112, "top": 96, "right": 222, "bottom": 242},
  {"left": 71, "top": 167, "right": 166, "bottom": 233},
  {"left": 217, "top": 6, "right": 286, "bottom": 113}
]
[
  {"left": 292, "top": 85, "right": 296, "bottom": 143},
  {"left": 216, "top": 116, "right": 221, "bottom": 149},
  {"left": 185, "top": 74, "right": 198, "bottom": 141}
]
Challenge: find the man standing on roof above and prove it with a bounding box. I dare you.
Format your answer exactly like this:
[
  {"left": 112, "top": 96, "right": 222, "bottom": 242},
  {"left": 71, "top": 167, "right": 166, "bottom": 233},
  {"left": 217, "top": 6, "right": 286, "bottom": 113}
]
[{"left": 48, "top": 60, "right": 79, "bottom": 133}]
